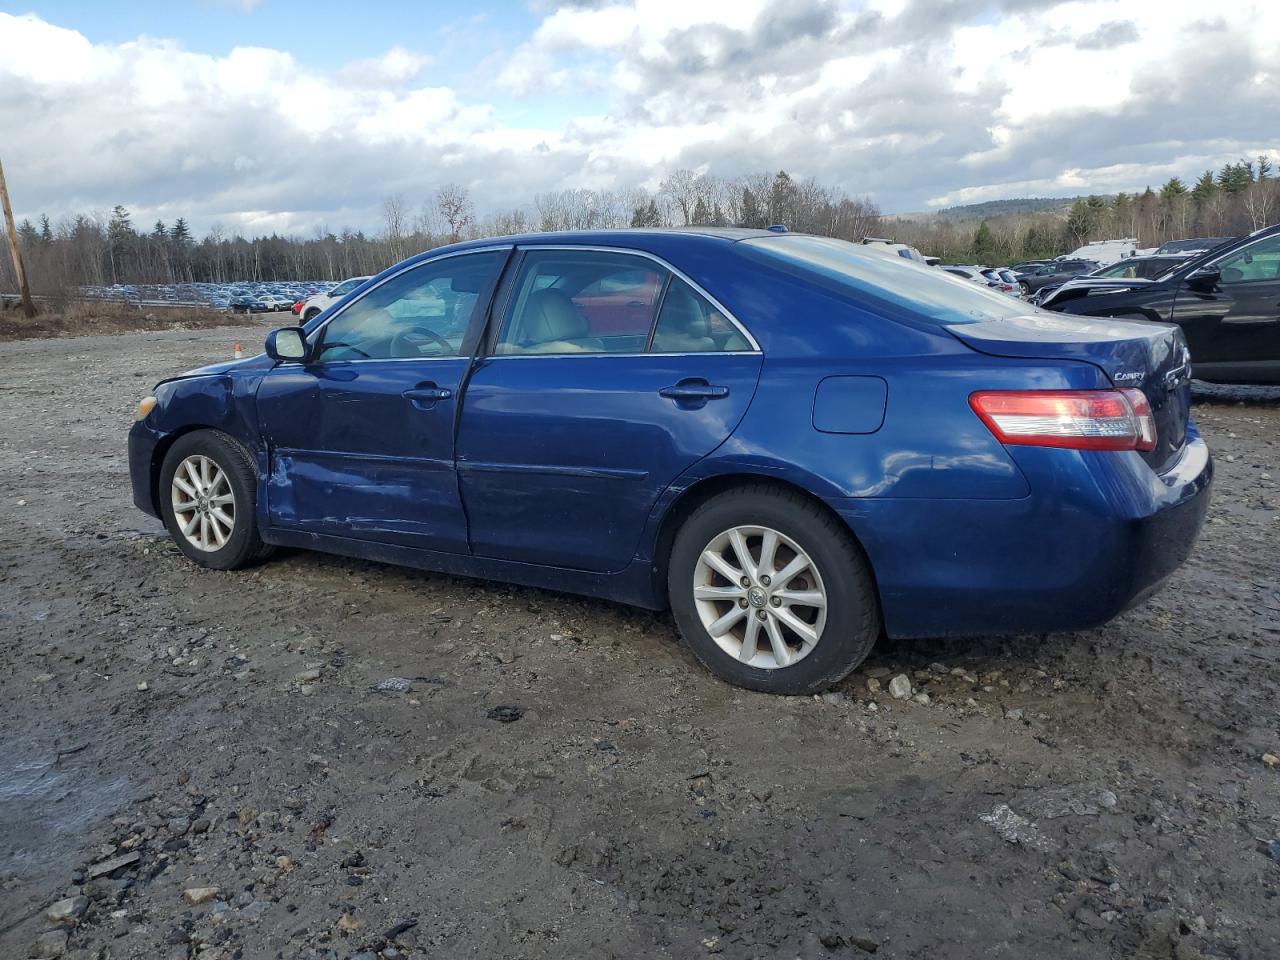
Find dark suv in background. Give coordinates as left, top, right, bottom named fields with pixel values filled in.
left=1043, top=225, right=1280, bottom=383
left=1016, top=259, right=1100, bottom=295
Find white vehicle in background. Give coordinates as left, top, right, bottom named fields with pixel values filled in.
left=256, top=294, right=294, bottom=313
left=859, top=237, right=931, bottom=264
left=299, top=276, right=371, bottom=322
left=1063, top=238, right=1139, bottom=267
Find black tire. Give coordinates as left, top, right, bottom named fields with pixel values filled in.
left=158, top=430, right=273, bottom=570
left=1019, top=281, right=1030, bottom=296
left=303, top=308, right=321, bottom=322
left=667, top=484, right=881, bottom=694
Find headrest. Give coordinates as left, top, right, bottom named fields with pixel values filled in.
left=523, top=288, right=588, bottom=343
left=659, top=283, right=709, bottom=338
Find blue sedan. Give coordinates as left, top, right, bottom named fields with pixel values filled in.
left=128, top=229, right=1212, bottom=694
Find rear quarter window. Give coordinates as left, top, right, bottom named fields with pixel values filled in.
left=741, top=235, right=1029, bottom=326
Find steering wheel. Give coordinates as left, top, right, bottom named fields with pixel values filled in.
left=391, top=326, right=454, bottom=357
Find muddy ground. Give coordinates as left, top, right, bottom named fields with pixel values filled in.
left=1, top=320, right=1277, bottom=960
left=0, top=303, right=268, bottom=343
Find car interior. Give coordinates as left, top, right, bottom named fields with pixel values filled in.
left=313, top=262, right=493, bottom=362
left=495, top=253, right=750, bottom=355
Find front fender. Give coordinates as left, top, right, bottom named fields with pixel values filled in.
left=129, top=372, right=269, bottom=517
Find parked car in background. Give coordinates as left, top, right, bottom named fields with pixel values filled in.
left=1065, top=238, right=1139, bottom=266
left=1043, top=224, right=1280, bottom=383
left=859, top=237, right=930, bottom=264
left=980, top=268, right=1020, bottom=295
left=299, top=276, right=371, bottom=321
left=1155, top=237, right=1235, bottom=256
left=1011, top=259, right=1054, bottom=274
left=129, top=228, right=1210, bottom=695
left=942, top=265, right=992, bottom=285
left=1017, top=259, right=1100, bottom=295
left=256, top=294, right=294, bottom=312
left=229, top=295, right=259, bottom=314
left=1033, top=255, right=1193, bottom=307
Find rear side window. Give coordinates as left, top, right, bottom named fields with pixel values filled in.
left=742, top=235, right=1028, bottom=327
left=495, top=251, right=665, bottom=354
left=651, top=279, right=751, bottom=353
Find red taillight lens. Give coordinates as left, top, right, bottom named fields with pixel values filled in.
left=970, top=389, right=1157, bottom=452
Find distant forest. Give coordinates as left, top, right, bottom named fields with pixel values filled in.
left=890, top=157, right=1277, bottom=264
left=0, top=171, right=879, bottom=293
left=2, top=157, right=1277, bottom=296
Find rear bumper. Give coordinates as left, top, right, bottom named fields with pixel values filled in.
left=831, top=433, right=1212, bottom=638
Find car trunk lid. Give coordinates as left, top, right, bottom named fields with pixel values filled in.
left=947, top=313, right=1191, bottom=470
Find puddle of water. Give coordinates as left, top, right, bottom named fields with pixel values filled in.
left=0, top=749, right=130, bottom=922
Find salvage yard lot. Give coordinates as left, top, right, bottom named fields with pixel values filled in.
left=1, top=321, right=1278, bottom=959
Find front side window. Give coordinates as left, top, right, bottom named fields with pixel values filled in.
left=1213, top=235, right=1280, bottom=283
left=495, top=251, right=665, bottom=355
left=315, top=252, right=502, bottom=362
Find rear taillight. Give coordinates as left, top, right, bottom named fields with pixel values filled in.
left=970, top=389, right=1157, bottom=452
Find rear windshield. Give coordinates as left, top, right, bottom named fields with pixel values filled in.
left=740, top=235, right=1028, bottom=326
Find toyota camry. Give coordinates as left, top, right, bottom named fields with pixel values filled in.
left=129, top=228, right=1211, bottom=694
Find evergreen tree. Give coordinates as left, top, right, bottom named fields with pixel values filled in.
left=153, top=220, right=168, bottom=241
left=1190, top=171, right=1217, bottom=205
left=691, top=197, right=711, bottom=226
left=629, top=199, right=661, bottom=228
left=39, top=214, right=53, bottom=245
left=171, top=218, right=192, bottom=246
left=1216, top=162, right=1252, bottom=194
left=972, top=221, right=996, bottom=262
left=767, top=171, right=796, bottom=226
left=17, top=218, right=39, bottom=247
left=739, top=188, right=764, bottom=228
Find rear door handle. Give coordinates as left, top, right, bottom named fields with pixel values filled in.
left=659, top=382, right=729, bottom=400
left=402, top=384, right=453, bottom=408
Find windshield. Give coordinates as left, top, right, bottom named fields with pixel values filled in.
left=330, top=277, right=369, bottom=297
left=741, top=235, right=1029, bottom=326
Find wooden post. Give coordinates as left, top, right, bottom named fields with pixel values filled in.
left=0, top=155, right=37, bottom=319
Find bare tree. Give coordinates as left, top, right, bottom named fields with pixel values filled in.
left=436, top=184, right=474, bottom=243
left=1243, top=180, right=1278, bottom=231
left=381, top=194, right=406, bottom=262
left=660, top=169, right=699, bottom=226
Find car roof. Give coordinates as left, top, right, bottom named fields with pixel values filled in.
left=443, top=226, right=781, bottom=251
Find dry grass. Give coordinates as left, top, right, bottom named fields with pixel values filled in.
left=0, top=300, right=268, bottom=342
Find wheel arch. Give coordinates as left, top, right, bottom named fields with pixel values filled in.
left=646, top=472, right=883, bottom=613
left=148, top=424, right=258, bottom=517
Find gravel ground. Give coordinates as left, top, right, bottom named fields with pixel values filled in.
left=1, top=321, right=1278, bottom=960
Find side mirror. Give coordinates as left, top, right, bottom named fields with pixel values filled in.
left=265, top=327, right=308, bottom=362
left=1185, top=266, right=1220, bottom=289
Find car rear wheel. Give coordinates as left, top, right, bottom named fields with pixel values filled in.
left=668, top=485, right=881, bottom=694
left=303, top=308, right=321, bottom=322
left=159, top=430, right=273, bottom=570
left=1019, top=281, right=1030, bottom=295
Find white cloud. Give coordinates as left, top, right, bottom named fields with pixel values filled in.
left=1, top=2, right=1278, bottom=235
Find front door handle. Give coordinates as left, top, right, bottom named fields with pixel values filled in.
left=659, top=381, right=730, bottom=401
left=402, top=383, right=453, bottom=408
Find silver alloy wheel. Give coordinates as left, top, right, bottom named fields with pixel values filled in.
left=692, top=525, right=828, bottom=670
left=170, top=454, right=236, bottom=552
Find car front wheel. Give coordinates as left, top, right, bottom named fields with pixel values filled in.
left=159, top=430, right=273, bottom=570
left=668, top=485, right=880, bottom=694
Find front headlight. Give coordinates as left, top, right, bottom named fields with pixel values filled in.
left=135, top=396, right=158, bottom=420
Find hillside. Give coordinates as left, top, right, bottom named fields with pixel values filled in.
left=886, top=195, right=1114, bottom=222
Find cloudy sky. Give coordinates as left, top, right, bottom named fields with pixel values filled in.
left=1, top=0, right=1277, bottom=236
